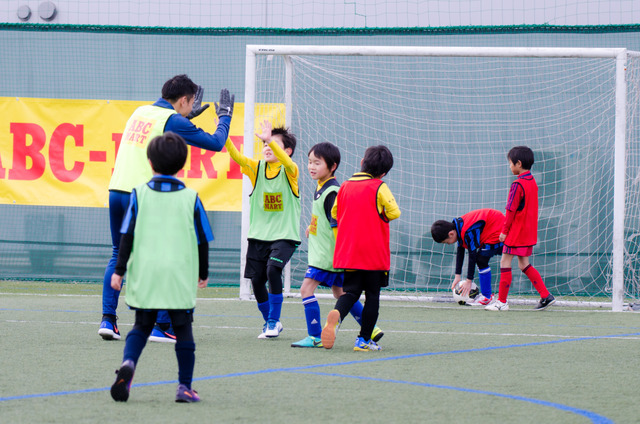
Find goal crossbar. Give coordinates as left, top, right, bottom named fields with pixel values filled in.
left=247, top=44, right=628, bottom=58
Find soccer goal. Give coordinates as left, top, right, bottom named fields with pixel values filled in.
left=241, top=45, right=640, bottom=311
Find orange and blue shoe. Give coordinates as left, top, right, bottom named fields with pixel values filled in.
left=321, top=309, right=341, bottom=349
left=175, top=384, right=200, bottom=403
left=98, top=316, right=121, bottom=341
left=111, top=359, right=135, bottom=402
left=148, top=325, right=176, bottom=343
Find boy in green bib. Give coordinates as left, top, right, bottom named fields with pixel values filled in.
left=226, top=119, right=301, bottom=338
left=109, top=132, right=213, bottom=403
left=291, top=142, right=383, bottom=348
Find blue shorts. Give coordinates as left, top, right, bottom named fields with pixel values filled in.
left=305, top=266, right=344, bottom=288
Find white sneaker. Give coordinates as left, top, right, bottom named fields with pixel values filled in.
left=264, top=320, right=283, bottom=338
left=485, top=300, right=509, bottom=311
left=257, top=323, right=268, bottom=339
left=467, top=294, right=494, bottom=306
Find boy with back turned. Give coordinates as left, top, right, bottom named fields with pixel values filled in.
left=321, top=145, right=400, bottom=351
left=109, top=132, right=213, bottom=403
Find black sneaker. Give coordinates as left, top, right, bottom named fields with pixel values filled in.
left=111, top=360, right=135, bottom=402
left=534, top=294, right=556, bottom=311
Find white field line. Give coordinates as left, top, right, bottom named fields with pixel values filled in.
left=3, top=319, right=640, bottom=340
left=0, top=291, right=629, bottom=313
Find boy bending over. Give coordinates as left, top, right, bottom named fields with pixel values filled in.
left=431, top=208, right=505, bottom=306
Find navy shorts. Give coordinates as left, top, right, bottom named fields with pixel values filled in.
left=476, top=242, right=503, bottom=269
left=134, top=309, right=194, bottom=327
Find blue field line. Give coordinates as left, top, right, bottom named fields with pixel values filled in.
left=288, top=372, right=614, bottom=424
left=196, top=330, right=640, bottom=374
left=2, top=330, right=637, bottom=407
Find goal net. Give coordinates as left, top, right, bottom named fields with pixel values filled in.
left=243, top=45, right=640, bottom=310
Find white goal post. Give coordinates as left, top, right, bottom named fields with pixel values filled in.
left=241, top=45, right=640, bottom=311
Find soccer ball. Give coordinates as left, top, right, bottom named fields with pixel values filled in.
left=452, top=281, right=480, bottom=305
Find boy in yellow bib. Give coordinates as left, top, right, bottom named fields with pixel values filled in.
left=226, top=120, right=301, bottom=338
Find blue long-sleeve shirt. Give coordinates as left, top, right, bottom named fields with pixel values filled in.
left=154, top=98, right=230, bottom=151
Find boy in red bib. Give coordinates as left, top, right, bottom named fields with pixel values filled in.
left=321, top=145, right=400, bottom=351
left=486, top=146, right=555, bottom=311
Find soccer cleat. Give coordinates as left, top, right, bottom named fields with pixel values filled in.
left=321, top=309, right=341, bottom=349
left=148, top=325, right=176, bottom=343
left=485, top=300, right=509, bottom=311
left=175, top=384, right=200, bottom=403
left=354, top=337, right=382, bottom=351
left=111, top=359, right=135, bottom=402
left=264, top=320, right=283, bottom=338
left=534, top=294, right=556, bottom=311
left=257, top=323, right=268, bottom=339
left=467, top=294, right=494, bottom=306
left=98, top=317, right=121, bottom=341
left=371, top=326, right=384, bottom=343
left=291, top=335, right=323, bottom=348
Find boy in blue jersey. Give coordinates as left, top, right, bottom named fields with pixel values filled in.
left=109, top=132, right=213, bottom=403
left=291, top=142, right=383, bottom=348
left=99, top=74, right=234, bottom=342
left=226, top=120, right=301, bottom=339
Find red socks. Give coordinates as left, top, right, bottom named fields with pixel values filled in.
left=498, top=265, right=550, bottom=303
left=497, top=268, right=512, bottom=303
left=523, top=265, right=550, bottom=298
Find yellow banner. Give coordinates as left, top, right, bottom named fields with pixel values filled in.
left=0, top=97, right=281, bottom=211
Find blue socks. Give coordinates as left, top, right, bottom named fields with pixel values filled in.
left=268, top=293, right=283, bottom=322
left=257, top=300, right=270, bottom=322
left=349, top=301, right=364, bottom=325
left=478, top=267, right=492, bottom=298
left=302, top=296, right=322, bottom=337
left=302, top=295, right=364, bottom=337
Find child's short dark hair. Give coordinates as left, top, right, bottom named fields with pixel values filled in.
left=361, top=145, right=393, bottom=177
left=161, top=74, right=198, bottom=102
left=308, top=142, right=341, bottom=175
left=272, top=126, right=297, bottom=156
left=431, top=220, right=455, bottom=243
left=507, top=146, right=535, bottom=170
left=147, top=132, right=188, bottom=175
